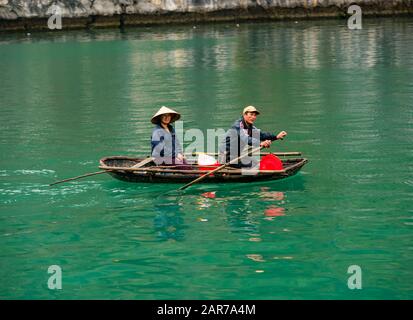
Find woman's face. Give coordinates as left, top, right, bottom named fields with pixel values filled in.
left=161, top=114, right=172, bottom=124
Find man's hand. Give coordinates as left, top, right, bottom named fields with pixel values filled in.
left=260, top=140, right=272, bottom=148
left=276, top=131, right=287, bottom=140
left=176, top=153, right=185, bottom=161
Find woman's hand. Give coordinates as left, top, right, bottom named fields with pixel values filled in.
left=276, top=131, right=287, bottom=140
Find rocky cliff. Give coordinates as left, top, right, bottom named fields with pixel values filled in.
left=1, top=0, right=412, bottom=31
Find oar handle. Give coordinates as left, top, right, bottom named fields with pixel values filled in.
left=179, top=146, right=263, bottom=191
left=49, top=170, right=109, bottom=186
left=188, top=151, right=301, bottom=157
left=50, top=157, right=155, bottom=187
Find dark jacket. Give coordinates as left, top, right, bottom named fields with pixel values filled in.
left=219, top=117, right=278, bottom=166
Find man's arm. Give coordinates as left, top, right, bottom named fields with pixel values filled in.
left=260, top=130, right=288, bottom=141
left=260, top=131, right=278, bottom=141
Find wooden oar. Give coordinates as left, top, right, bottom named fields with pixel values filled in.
left=50, top=157, right=154, bottom=186
left=131, top=157, right=154, bottom=168
left=49, top=170, right=109, bottom=186
left=188, top=151, right=301, bottom=157
left=179, top=146, right=264, bottom=191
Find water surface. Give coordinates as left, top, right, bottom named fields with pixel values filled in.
left=0, top=18, right=412, bottom=299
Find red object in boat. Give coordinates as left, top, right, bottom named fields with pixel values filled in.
left=259, top=154, right=284, bottom=170
left=199, top=162, right=220, bottom=171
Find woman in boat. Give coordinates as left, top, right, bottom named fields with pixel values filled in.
left=151, top=106, right=187, bottom=167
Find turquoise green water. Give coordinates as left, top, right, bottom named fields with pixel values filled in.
left=0, top=18, right=412, bottom=299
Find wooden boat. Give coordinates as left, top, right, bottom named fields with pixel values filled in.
left=99, top=155, right=308, bottom=183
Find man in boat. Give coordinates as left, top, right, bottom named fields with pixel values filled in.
left=218, top=106, right=287, bottom=168
left=151, top=106, right=187, bottom=167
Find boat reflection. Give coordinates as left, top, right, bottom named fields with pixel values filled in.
left=192, top=185, right=292, bottom=236
left=126, top=174, right=305, bottom=242
left=259, top=188, right=286, bottom=221
left=153, top=196, right=186, bottom=241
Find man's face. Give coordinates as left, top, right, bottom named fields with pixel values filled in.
left=243, top=112, right=258, bottom=125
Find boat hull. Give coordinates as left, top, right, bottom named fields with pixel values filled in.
left=99, top=156, right=308, bottom=184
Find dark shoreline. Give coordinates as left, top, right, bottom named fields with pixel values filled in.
left=1, top=5, right=412, bottom=32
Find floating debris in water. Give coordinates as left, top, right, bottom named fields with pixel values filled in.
left=255, top=270, right=264, bottom=273
left=247, top=254, right=265, bottom=262
left=201, top=191, right=216, bottom=199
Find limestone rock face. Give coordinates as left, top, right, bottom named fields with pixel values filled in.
left=0, top=0, right=412, bottom=20
left=0, top=0, right=413, bottom=19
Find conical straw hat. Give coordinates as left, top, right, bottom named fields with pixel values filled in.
left=151, top=106, right=181, bottom=124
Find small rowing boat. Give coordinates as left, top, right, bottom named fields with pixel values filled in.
left=99, top=155, right=308, bottom=184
